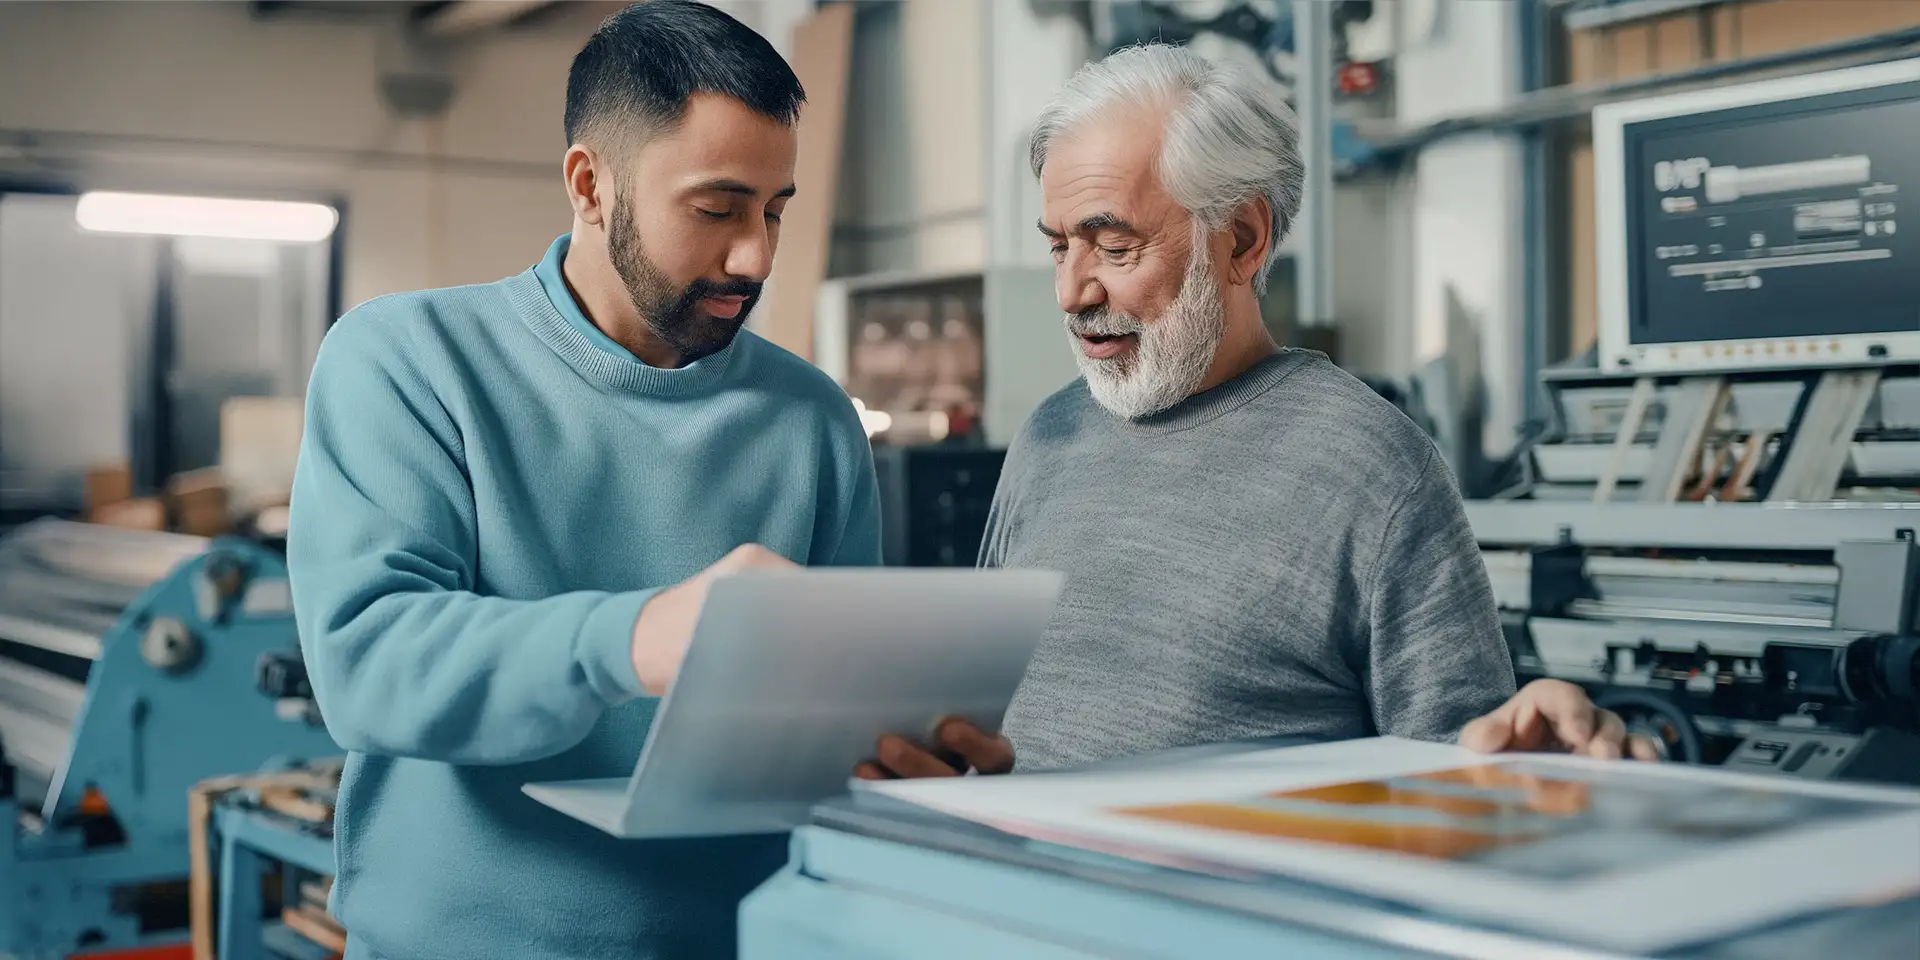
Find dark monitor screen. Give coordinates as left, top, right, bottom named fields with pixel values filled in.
left=1624, top=80, right=1920, bottom=348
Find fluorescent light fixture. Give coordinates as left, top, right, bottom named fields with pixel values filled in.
left=849, top=398, right=893, bottom=437
left=175, top=236, right=279, bottom=276
left=859, top=409, right=893, bottom=437
left=76, top=191, right=338, bottom=242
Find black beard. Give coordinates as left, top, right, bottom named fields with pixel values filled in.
left=608, top=193, right=762, bottom=364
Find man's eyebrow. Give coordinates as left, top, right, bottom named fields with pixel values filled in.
left=1077, top=212, right=1136, bottom=234
left=1036, top=213, right=1138, bottom=238
left=688, top=179, right=798, bottom=199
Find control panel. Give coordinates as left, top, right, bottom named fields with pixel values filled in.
left=1725, top=730, right=1861, bottom=779
left=1725, top=726, right=1920, bottom=786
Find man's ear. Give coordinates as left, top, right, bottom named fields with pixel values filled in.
left=1226, top=196, right=1273, bottom=289
left=564, top=145, right=609, bottom=227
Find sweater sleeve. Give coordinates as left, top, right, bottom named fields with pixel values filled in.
left=288, top=315, right=651, bottom=766
left=803, top=389, right=883, bottom=567
left=826, top=438, right=883, bottom=567
left=1364, top=447, right=1516, bottom=741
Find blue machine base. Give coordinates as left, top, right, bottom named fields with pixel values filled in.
left=741, top=804, right=1920, bottom=960
left=742, top=826, right=1416, bottom=960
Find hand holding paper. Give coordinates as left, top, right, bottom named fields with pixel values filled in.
left=854, top=717, right=1017, bottom=779
left=630, top=544, right=797, bottom=695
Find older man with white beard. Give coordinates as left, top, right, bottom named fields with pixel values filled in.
left=853, top=42, right=1651, bottom=780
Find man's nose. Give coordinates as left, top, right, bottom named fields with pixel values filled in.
left=726, top=223, right=775, bottom=282
left=1056, top=255, right=1104, bottom=315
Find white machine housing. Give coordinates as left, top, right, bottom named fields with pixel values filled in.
left=1596, top=57, right=1920, bottom=376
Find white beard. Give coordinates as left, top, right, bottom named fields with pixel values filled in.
left=1064, top=241, right=1227, bottom=420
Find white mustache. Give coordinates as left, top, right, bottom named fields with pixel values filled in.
left=1064, top=311, right=1144, bottom=339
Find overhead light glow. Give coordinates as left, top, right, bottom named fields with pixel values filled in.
left=76, top=191, right=338, bottom=242
left=859, top=408, right=893, bottom=438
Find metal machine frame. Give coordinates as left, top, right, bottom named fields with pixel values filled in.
left=1595, top=56, right=1920, bottom=376
left=2, top=521, right=338, bottom=959
left=1469, top=500, right=1920, bottom=777
left=1502, top=359, right=1920, bottom=507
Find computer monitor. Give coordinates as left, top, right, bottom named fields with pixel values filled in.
left=1595, top=58, right=1920, bottom=375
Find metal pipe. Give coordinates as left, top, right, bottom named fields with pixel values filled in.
left=1561, top=0, right=1739, bottom=33
left=1360, top=26, right=1920, bottom=156
left=1291, top=0, right=1335, bottom=329
left=1519, top=0, right=1553, bottom=425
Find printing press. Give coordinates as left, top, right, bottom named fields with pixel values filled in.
left=1468, top=371, right=1920, bottom=783
left=0, top=519, right=338, bottom=959
left=1467, top=55, right=1920, bottom=785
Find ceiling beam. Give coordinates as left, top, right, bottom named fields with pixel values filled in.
left=418, top=0, right=556, bottom=38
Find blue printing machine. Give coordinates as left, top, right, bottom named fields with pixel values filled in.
left=0, top=519, right=339, bottom=959
left=739, top=739, right=1920, bottom=960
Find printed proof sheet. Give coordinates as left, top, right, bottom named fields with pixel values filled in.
left=861, top=738, right=1920, bottom=953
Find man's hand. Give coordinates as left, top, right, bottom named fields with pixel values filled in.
left=1459, top=678, right=1663, bottom=761
left=630, top=544, right=794, bottom=695
left=853, top=717, right=1016, bottom=780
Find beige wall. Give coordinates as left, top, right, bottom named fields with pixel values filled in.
left=832, top=0, right=987, bottom=276
left=0, top=0, right=626, bottom=312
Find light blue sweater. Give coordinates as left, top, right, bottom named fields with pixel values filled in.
left=288, top=236, right=881, bottom=960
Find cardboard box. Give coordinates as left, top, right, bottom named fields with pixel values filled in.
left=220, top=396, right=305, bottom=516
left=84, top=462, right=134, bottom=520
left=166, top=468, right=232, bottom=537
left=174, top=505, right=232, bottom=538
left=93, top=497, right=165, bottom=531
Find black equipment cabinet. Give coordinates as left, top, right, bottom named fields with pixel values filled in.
left=872, top=446, right=1005, bottom=568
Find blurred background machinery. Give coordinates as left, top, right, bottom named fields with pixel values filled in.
left=0, top=520, right=336, bottom=959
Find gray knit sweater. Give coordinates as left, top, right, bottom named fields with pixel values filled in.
left=981, top=349, right=1515, bottom=771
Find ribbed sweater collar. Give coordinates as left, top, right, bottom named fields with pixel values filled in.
left=1114, top=349, right=1317, bottom=434
left=504, top=269, right=744, bottom=398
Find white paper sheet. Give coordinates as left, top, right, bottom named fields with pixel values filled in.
left=859, top=738, right=1920, bottom=954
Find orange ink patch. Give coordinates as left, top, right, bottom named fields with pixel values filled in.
left=1119, top=802, right=1508, bottom=859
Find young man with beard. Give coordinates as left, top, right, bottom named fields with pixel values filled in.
left=864, top=43, right=1652, bottom=781
left=286, top=4, right=1010, bottom=958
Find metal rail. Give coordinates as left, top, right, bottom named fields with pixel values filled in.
left=1357, top=27, right=1920, bottom=156
left=1467, top=501, right=1920, bottom=551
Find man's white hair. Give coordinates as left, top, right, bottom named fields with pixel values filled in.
left=1028, top=43, right=1304, bottom=296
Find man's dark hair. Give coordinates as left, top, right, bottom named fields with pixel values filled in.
left=564, top=1, right=806, bottom=151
